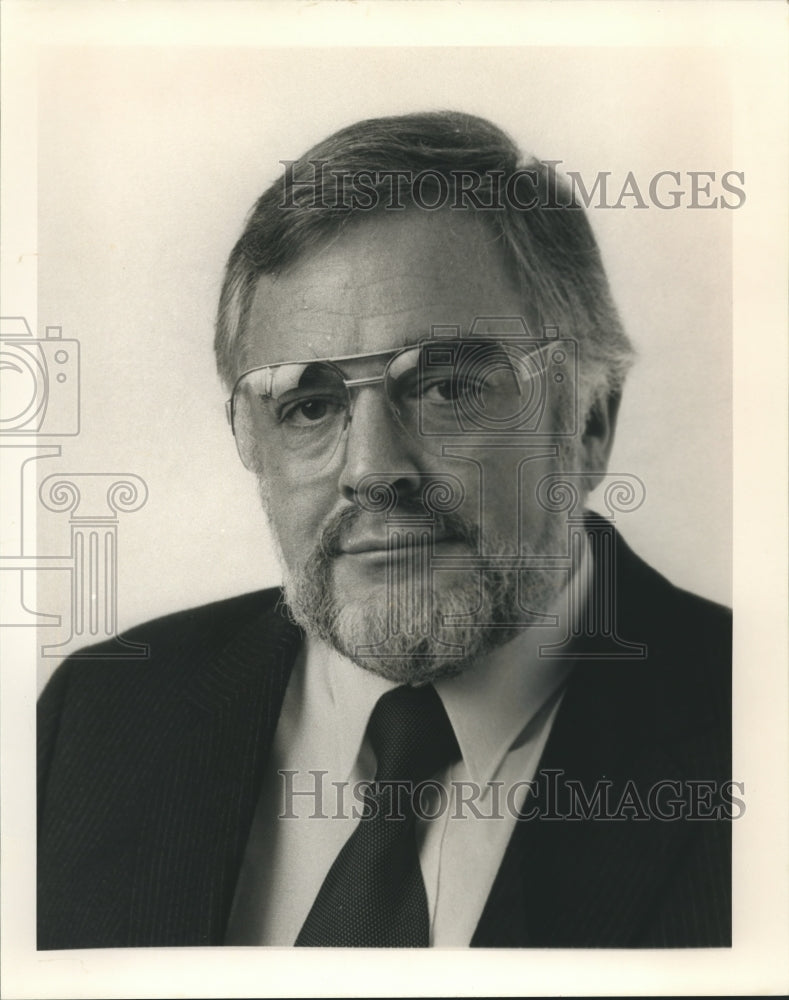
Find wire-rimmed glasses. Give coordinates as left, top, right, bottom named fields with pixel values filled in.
left=226, top=337, right=567, bottom=474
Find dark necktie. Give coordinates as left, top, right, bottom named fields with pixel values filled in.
left=295, top=683, right=460, bottom=947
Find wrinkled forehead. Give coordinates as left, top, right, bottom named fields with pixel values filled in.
left=240, top=211, right=532, bottom=371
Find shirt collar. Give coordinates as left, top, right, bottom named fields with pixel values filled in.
left=305, top=636, right=398, bottom=782
left=434, top=620, right=573, bottom=786
left=304, top=537, right=590, bottom=785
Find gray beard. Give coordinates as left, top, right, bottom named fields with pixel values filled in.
left=270, top=500, right=570, bottom=686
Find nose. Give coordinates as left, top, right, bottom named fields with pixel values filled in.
left=337, top=386, right=423, bottom=505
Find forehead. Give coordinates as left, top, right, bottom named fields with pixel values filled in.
left=243, top=210, right=527, bottom=367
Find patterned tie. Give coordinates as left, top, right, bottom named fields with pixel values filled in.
left=295, top=683, right=460, bottom=947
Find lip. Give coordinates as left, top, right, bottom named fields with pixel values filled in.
left=338, top=534, right=461, bottom=556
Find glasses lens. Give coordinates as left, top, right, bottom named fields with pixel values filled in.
left=232, top=361, right=349, bottom=471
left=387, top=342, right=544, bottom=445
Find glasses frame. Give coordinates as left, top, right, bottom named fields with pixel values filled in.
left=225, top=335, right=565, bottom=471
left=227, top=344, right=447, bottom=473
left=225, top=343, right=421, bottom=433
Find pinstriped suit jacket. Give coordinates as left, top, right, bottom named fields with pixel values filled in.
left=37, top=516, right=732, bottom=949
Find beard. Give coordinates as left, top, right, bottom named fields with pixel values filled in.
left=263, top=488, right=573, bottom=686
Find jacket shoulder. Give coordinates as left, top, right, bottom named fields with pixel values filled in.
left=37, top=587, right=295, bottom=807
left=44, top=586, right=283, bottom=666
left=37, top=586, right=289, bottom=718
left=578, top=513, right=732, bottom=740
left=102, top=586, right=284, bottom=652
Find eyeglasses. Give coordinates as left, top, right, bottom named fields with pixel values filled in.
left=227, top=337, right=573, bottom=474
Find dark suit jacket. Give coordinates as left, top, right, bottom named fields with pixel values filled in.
left=37, top=516, right=732, bottom=949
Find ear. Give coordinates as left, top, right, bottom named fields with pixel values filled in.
left=580, top=390, right=622, bottom=492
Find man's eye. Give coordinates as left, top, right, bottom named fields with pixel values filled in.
left=421, top=376, right=476, bottom=402
left=277, top=397, right=344, bottom=427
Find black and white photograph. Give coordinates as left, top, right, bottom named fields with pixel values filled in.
left=1, top=1, right=787, bottom=997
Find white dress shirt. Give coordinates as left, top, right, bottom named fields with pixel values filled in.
left=226, top=545, right=589, bottom=947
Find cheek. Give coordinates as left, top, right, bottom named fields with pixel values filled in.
left=260, top=473, right=337, bottom=566
left=460, top=449, right=571, bottom=548
left=447, top=450, right=560, bottom=526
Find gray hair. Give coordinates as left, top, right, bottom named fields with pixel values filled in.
left=214, top=111, right=634, bottom=418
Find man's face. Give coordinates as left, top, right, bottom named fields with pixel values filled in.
left=241, top=210, right=590, bottom=683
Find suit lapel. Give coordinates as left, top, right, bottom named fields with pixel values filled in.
left=473, top=516, right=712, bottom=947
left=127, top=602, right=302, bottom=946
left=473, top=663, right=692, bottom=946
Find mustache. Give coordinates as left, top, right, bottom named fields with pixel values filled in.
left=315, top=500, right=481, bottom=562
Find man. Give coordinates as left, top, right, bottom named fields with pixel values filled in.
left=37, top=111, right=732, bottom=949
